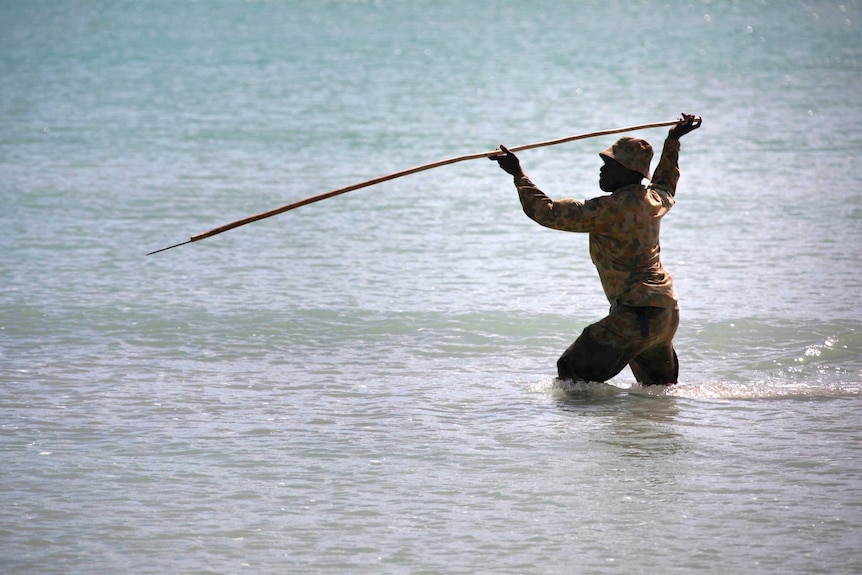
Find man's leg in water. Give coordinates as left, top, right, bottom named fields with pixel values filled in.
left=557, top=305, right=679, bottom=384
left=629, top=345, right=679, bottom=385
left=628, top=307, right=680, bottom=385
left=556, top=308, right=638, bottom=383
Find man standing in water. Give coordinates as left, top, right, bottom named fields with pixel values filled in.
left=490, top=114, right=701, bottom=385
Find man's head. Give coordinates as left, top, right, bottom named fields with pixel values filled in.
left=598, top=136, right=653, bottom=192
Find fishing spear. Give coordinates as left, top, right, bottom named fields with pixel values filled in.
left=147, top=120, right=679, bottom=256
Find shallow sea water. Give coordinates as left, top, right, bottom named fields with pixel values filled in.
left=2, top=1, right=861, bottom=573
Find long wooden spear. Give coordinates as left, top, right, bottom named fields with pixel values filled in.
left=147, top=120, right=678, bottom=255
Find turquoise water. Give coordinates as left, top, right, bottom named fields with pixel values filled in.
left=2, top=1, right=861, bottom=573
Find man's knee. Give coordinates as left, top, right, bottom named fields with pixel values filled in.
left=631, top=346, right=679, bottom=385
left=556, top=353, right=580, bottom=381
left=557, top=345, right=623, bottom=383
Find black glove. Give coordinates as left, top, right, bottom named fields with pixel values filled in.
left=488, top=145, right=523, bottom=177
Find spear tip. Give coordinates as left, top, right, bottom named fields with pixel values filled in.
left=146, top=239, right=193, bottom=256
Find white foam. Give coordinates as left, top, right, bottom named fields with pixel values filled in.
left=541, top=377, right=862, bottom=401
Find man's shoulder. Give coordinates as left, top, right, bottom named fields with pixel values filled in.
left=646, top=185, right=675, bottom=209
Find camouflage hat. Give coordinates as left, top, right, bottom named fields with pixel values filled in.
left=599, top=136, right=653, bottom=179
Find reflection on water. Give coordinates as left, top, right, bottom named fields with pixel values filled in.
left=553, top=380, right=682, bottom=457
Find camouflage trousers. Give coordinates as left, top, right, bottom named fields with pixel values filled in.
left=556, top=302, right=679, bottom=385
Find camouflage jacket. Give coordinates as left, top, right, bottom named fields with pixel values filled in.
left=515, top=137, right=681, bottom=308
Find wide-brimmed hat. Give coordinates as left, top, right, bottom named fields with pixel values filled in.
left=599, top=136, right=653, bottom=179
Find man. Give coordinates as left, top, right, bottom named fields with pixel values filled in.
left=490, top=114, right=701, bottom=385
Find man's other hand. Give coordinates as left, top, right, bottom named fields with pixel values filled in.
left=489, top=145, right=524, bottom=177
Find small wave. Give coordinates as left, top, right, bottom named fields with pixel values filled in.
left=661, top=380, right=862, bottom=400
left=539, top=377, right=861, bottom=401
